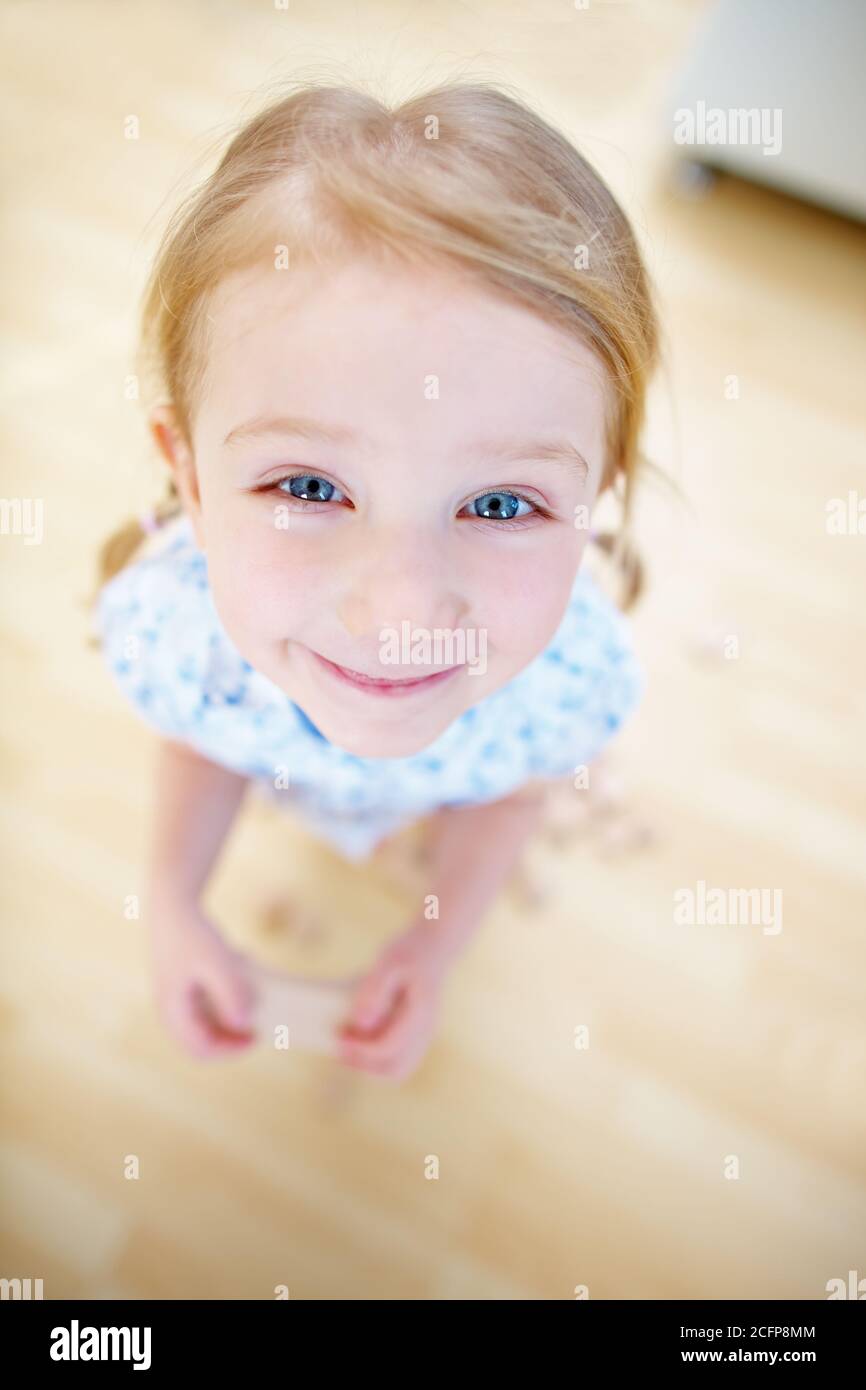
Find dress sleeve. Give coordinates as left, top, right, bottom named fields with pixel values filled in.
left=522, top=578, right=646, bottom=781
left=94, top=530, right=209, bottom=743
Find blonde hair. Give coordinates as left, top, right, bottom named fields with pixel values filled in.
left=98, top=80, right=661, bottom=610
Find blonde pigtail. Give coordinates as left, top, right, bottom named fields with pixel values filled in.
left=591, top=528, right=644, bottom=613
left=92, top=480, right=181, bottom=602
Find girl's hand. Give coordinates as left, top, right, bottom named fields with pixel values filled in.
left=337, top=921, right=450, bottom=1081
left=149, top=897, right=257, bottom=1060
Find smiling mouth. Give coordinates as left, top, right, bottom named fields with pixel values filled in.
left=309, top=649, right=463, bottom=697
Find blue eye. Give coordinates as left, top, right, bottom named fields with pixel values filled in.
left=469, top=491, right=533, bottom=521
left=269, top=475, right=541, bottom=524
left=277, top=474, right=343, bottom=503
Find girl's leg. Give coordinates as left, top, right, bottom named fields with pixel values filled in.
left=369, top=817, right=436, bottom=892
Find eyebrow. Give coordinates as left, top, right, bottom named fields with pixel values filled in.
left=222, top=415, right=356, bottom=449
left=222, top=414, right=590, bottom=482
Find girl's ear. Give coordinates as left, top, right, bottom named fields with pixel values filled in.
left=149, top=404, right=205, bottom=548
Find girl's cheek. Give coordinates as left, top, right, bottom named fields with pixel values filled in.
left=207, top=525, right=332, bottom=638
left=476, top=536, right=577, bottom=645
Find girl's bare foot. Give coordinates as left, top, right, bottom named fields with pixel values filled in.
left=258, top=894, right=329, bottom=951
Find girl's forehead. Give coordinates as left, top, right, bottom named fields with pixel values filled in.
left=203, top=256, right=605, bottom=381
left=207, top=254, right=536, bottom=328
left=194, top=258, right=611, bottom=464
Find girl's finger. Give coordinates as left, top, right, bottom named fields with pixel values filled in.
left=199, top=964, right=256, bottom=1033
left=339, top=994, right=413, bottom=1067
left=343, top=982, right=410, bottom=1040
left=345, top=962, right=405, bottom=1032
left=166, top=1005, right=219, bottom=1059
left=170, top=988, right=254, bottom=1058
left=390, top=1039, right=427, bottom=1081
left=191, top=986, right=255, bottom=1047
left=358, top=994, right=415, bottom=1058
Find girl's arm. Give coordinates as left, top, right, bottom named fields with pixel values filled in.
left=146, top=739, right=257, bottom=1058
left=148, top=738, right=249, bottom=908
left=338, top=784, right=550, bottom=1077
left=420, top=783, right=549, bottom=971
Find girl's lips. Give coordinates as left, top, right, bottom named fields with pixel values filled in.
left=309, top=649, right=462, bottom=697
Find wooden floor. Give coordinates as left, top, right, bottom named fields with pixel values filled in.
left=1, top=0, right=864, bottom=1300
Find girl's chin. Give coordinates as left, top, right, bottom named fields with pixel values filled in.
left=311, top=715, right=447, bottom=759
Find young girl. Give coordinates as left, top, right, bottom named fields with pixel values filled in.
left=95, top=81, right=660, bottom=1081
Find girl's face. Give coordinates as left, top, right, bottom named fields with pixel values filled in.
left=160, top=257, right=610, bottom=757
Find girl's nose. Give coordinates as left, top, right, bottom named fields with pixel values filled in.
left=336, top=535, right=471, bottom=639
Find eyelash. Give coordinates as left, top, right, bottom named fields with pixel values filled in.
left=256, top=471, right=552, bottom=529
